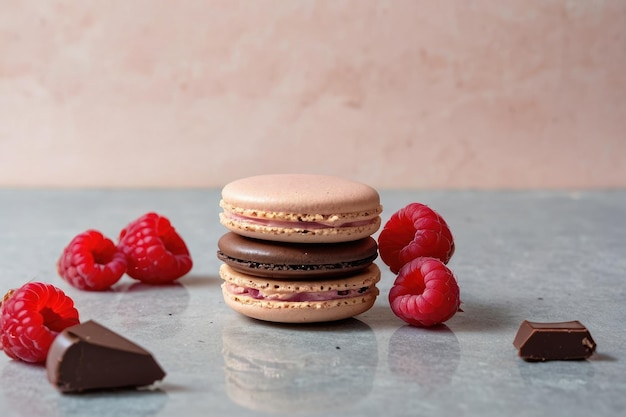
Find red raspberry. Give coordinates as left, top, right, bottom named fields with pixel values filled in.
left=378, top=202, right=455, bottom=274
left=388, top=257, right=460, bottom=327
left=0, top=282, right=80, bottom=363
left=57, top=230, right=127, bottom=291
left=118, top=212, right=193, bottom=284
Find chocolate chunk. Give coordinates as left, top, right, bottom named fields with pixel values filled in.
left=46, top=320, right=166, bottom=392
left=513, top=320, right=596, bottom=361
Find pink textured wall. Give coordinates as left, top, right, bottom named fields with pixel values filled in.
left=1, top=0, right=625, bottom=189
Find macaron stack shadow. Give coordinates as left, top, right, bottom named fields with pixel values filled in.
left=217, top=174, right=383, bottom=323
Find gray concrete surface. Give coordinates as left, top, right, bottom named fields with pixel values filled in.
left=0, top=189, right=624, bottom=417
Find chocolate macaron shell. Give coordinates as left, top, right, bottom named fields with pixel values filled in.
left=217, top=233, right=378, bottom=278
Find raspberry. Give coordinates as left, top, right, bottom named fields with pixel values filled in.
left=388, top=257, right=460, bottom=327
left=378, top=202, right=455, bottom=274
left=118, top=212, right=193, bottom=284
left=0, top=282, right=80, bottom=363
left=57, top=230, right=127, bottom=291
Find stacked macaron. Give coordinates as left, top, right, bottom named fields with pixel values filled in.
left=217, top=174, right=383, bottom=323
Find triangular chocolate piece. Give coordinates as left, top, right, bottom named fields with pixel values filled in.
left=46, top=320, right=166, bottom=392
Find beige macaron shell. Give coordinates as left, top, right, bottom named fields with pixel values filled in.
left=218, top=213, right=381, bottom=243
left=220, top=263, right=381, bottom=323
left=222, top=294, right=378, bottom=323
left=220, top=174, right=381, bottom=216
left=220, top=174, right=382, bottom=243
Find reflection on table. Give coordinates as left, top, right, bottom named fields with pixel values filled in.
left=221, top=317, right=378, bottom=414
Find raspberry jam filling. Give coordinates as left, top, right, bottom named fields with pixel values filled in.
left=223, top=212, right=377, bottom=230
left=224, top=282, right=373, bottom=302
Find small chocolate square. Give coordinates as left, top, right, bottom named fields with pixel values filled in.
left=513, top=320, right=596, bottom=361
